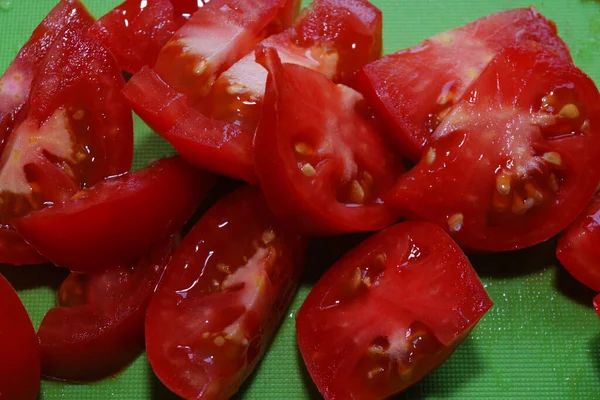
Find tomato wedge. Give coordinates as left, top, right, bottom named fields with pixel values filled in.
left=357, top=7, right=571, bottom=161
left=0, top=273, right=40, bottom=399
left=38, top=236, right=175, bottom=382
left=254, top=47, right=403, bottom=236
left=146, top=186, right=305, bottom=399
left=13, top=156, right=214, bottom=274
left=556, top=193, right=600, bottom=292
left=296, top=221, right=492, bottom=399
left=389, top=44, right=600, bottom=252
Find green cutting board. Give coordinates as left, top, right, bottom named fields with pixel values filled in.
left=1, top=0, right=599, bottom=399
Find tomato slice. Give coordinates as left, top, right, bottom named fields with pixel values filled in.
left=0, top=225, right=46, bottom=266
left=12, top=156, right=214, bottom=274
left=357, top=7, right=572, bottom=161
left=296, top=221, right=492, bottom=399
left=594, top=295, right=600, bottom=318
left=0, top=0, right=94, bottom=153
left=389, top=44, right=600, bottom=252
left=556, top=193, right=600, bottom=292
left=146, top=186, right=305, bottom=399
left=88, top=0, right=203, bottom=74
left=254, top=48, right=403, bottom=236
left=37, top=236, right=175, bottom=382
left=0, top=273, right=40, bottom=399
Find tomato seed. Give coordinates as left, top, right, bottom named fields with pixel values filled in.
left=72, top=110, right=85, bottom=121
left=495, top=172, right=511, bottom=195
left=193, top=60, right=208, bottom=76
left=367, top=367, right=385, bottom=379
left=447, top=213, right=463, bottom=232
left=350, top=180, right=365, bottom=204
left=213, top=336, right=226, bottom=347
left=558, top=103, right=579, bottom=119
left=294, top=142, right=313, bottom=156
left=301, top=163, right=316, bottom=177
left=542, top=151, right=562, bottom=166
left=425, top=148, right=436, bottom=165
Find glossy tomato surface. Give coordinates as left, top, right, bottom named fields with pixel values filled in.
left=297, top=221, right=492, bottom=400
left=0, top=273, right=40, bottom=399
left=37, top=236, right=175, bottom=382
left=146, top=186, right=305, bottom=399
left=13, top=156, right=214, bottom=273
left=254, top=47, right=403, bottom=236
left=390, top=43, right=600, bottom=252
left=357, top=7, right=571, bottom=161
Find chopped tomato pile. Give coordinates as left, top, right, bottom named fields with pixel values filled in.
left=0, top=1, right=598, bottom=399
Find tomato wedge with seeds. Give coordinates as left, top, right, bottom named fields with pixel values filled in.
left=357, top=7, right=571, bottom=161
left=389, top=44, right=600, bottom=252
left=0, top=273, right=40, bottom=399
left=13, top=156, right=214, bottom=274
left=556, top=193, right=600, bottom=292
left=296, top=221, right=492, bottom=399
left=38, top=236, right=175, bottom=382
left=146, top=186, right=305, bottom=399
left=254, top=47, right=403, bottom=236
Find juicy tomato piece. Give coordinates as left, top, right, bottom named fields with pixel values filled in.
left=254, top=48, right=403, bottom=236
left=357, top=7, right=571, bottom=161
left=123, top=67, right=256, bottom=183
left=0, top=225, right=46, bottom=266
left=556, top=193, right=600, bottom=292
left=296, top=221, right=492, bottom=399
left=0, top=273, right=40, bottom=399
left=88, top=0, right=203, bottom=74
left=0, top=0, right=94, bottom=152
left=389, top=44, right=600, bottom=252
left=38, top=236, right=175, bottom=382
left=146, top=186, right=305, bottom=399
left=594, top=295, right=600, bottom=318
left=204, top=0, right=382, bottom=133
left=13, top=156, right=214, bottom=274
left=153, top=0, right=299, bottom=103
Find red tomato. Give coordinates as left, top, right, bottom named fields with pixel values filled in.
left=146, top=186, right=305, bottom=399
left=556, top=193, right=600, bottom=292
left=88, top=0, right=203, bottom=74
left=13, top=156, right=214, bottom=274
left=389, top=44, right=600, bottom=252
left=37, top=236, right=175, bottom=382
left=204, top=0, right=383, bottom=134
left=296, top=221, right=492, bottom=399
left=0, top=273, right=40, bottom=399
left=0, top=225, right=46, bottom=266
left=357, top=7, right=571, bottom=161
left=594, top=295, right=600, bottom=318
left=254, top=47, right=403, bottom=236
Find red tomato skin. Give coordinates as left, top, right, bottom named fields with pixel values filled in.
left=594, top=295, right=600, bottom=318
left=556, top=193, right=600, bottom=292
left=146, top=186, right=305, bottom=399
left=296, top=222, right=492, bottom=399
left=12, top=156, right=214, bottom=274
left=37, top=236, right=175, bottom=382
left=0, top=274, right=40, bottom=399
left=356, top=7, right=571, bottom=161
left=0, top=225, right=46, bottom=265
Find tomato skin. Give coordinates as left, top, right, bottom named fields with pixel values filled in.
left=12, top=156, right=214, bottom=274
left=296, top=222, right=492, bottom=399
left=0, top=225, right=46, bottom=265
left=389, top=44, right=600, bottom=252
left=356, top=7, right=571, bottom=161
left=37, top=236, right=175, bottom=382
left=146, top=186, right=305, bottom=399
left=254, top=47, right=402, bottom=236
left=594, top=295, right=600, bottom=318
left=0, top=273, right=40, bottom=399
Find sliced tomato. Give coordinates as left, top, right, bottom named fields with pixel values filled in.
left=146, top=186, right=305, bottom=399
left=594, top=295, right=600, bottom=318
left=0, top=273, right=40, bottom=399
left=153, top=0, right=299, bottom=103
left=556, top=193, right=600, bottom=292
left=296, top=221, right=492, bottom=399
left=389, top=44, right=600, bottom=252
left=88, top=0, right=203, bottom=74
left=37, top=236, right=175, bottom=382
left=357, top=7, right=572, bottom=161
left=0, top=225, right=46, bottom=266
left=12, top=156, right=214, bottom=274
left=204, top=0, right=382, bottom=133
left=0, top=0, right=94, bottom=153
left=254, top=48, right=402, bottom=236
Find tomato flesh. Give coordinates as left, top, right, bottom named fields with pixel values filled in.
left=254, top=47, right=403, bottom=235
left=389, top=44, right=600, bottom=252
left=0, top=273, right=40, bottom=399
left=13, top=156, right=214, bottom=274
left=296, top=221, right=492, bottom=399
left=146, top=186, right=305, bottom=399
left=357, top=7, right=571, bottom=161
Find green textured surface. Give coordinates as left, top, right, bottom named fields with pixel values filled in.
left=1, top=0, right=599, bottom=399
